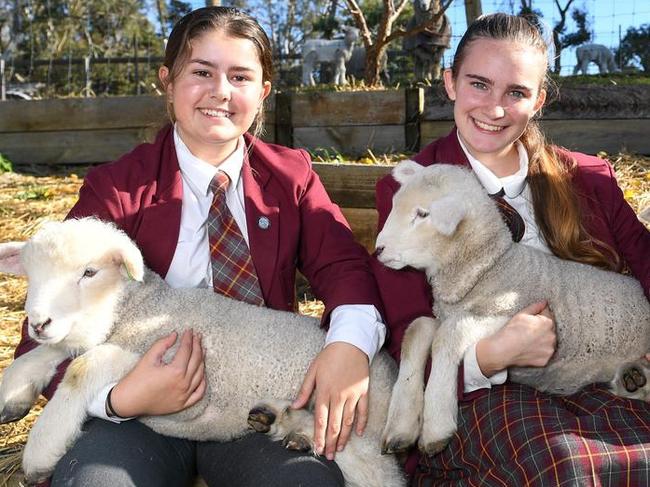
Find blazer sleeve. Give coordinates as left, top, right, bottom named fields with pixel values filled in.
left=601, top=164, right=650, bottom=298
left=14, top=168, right=126, bottom=400
left=293, top=150, right=383, bottom=325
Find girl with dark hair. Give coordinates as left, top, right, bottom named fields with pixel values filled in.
left=373, top=12, right=650, bottom=486
left=15, top=7, right=386, bottom=486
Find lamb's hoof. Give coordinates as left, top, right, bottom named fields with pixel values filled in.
left=419, top=437, right=451, bottom=457
left=0, top=404, right=31, bottom=424
left=382, top=437, right=416, bottom=455
left=248, top=405, right=276, bottom=433
left=282, top=431, right=313, bottom=452
left=622, top=366, right=647, bottom=393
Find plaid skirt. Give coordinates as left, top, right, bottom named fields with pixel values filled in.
left=412, top=383, right=650, bottom=487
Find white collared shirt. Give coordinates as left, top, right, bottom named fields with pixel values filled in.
left=88, top=127, right=386, bottom=422
left=457, top=132, right=551, bottom=392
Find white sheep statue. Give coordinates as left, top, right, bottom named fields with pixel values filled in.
left=573, top=43, right=619, bottom=75
left=375, top=161, right=650, bottom=456
left=302, top=27, right=359, bottom=86
left=0, top=218, right=404, bottom=487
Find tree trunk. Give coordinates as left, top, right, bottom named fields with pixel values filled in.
left=156, top=0, right=167, bottom=39
left=364, top=42, right=387, bottom=86
left=464, top=0, right=482, bottom=26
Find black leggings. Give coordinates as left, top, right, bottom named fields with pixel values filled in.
left=51, top=418, right=344, bottom=487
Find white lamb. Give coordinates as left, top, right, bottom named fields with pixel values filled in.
left=302, top=27, right=359, bottom=85
left=0, top=218, right=404, bottom=487
left=375, top=161, right=650, bottom=456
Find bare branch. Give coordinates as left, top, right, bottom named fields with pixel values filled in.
left=344, top=0, right=373, bottom=48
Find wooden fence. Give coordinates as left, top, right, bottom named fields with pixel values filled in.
left=1, top=85, right=648, bottom=249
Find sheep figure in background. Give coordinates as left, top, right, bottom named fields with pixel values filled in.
left=0, top=218, right=403, bottom=487
left=404, top=0, right=451, bottom=82
left=375, top=161, right=649, bottom=457
left=574, top=43, right=620, bottom=75
left=302, top=26, right=359, bottom=85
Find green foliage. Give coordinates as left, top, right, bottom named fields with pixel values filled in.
left=0, top=153, right=12, bottom=173
left=561, top=9, right=591, bottom=49
left=16, top=186, right=53, bottom=201
left=615, top=24, right=650, bottom=72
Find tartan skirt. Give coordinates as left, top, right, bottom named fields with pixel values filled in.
left=411, top=383, right=650, bottom=487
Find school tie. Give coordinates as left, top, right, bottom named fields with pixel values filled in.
left=207, top=171, right=265, bottom=306
left=489, top=189, right=525, bottom=243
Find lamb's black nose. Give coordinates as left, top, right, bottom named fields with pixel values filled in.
left=375, top=246, right=384, bottom=257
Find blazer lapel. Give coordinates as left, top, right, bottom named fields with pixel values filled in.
left=135, top=126, right=183, bottom=278
left=242, top=150, right=280, bottom=301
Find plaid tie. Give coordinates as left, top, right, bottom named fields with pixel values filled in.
left=207, top=171, right=264, bottom=305
left=489, top=189, right=525, bottom=243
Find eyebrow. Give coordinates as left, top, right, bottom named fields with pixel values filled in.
left=465, top=73, right=533, bottom=92
left=189, top=59, right=256, bottom=72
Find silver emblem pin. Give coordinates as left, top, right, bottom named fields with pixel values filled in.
left=258, top=216, right=270, bottom=230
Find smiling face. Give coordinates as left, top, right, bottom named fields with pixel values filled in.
left=443, top=38, right=547, bottom=170
left=160, top=29, right=271, bottom=164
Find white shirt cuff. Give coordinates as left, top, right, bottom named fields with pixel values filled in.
left=324, top=305, right=386, bottom=363
left=87, top=382, right=135, bottom=423
left=463, top=342, right=508, bottom=393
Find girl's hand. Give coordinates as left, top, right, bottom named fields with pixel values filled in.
left=291, top=342, right=370, bottom=461
left=109, top=329, right=207, bottom=417
left=476, top=301, right=556, bottom=377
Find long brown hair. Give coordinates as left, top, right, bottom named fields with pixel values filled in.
left=452, top=13, right=618, bottom=270
left=160, top=6, right=274, bottom=139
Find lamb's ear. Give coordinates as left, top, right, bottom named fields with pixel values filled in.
left=110, top=236, right=145, bottom=282
left=392, top=160, right=424, bottom=185
left=428, top=195, right=466, bottom=236
left=0, top=242, right=27, bottom=276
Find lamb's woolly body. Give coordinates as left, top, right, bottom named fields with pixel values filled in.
left=376, top=161, right=650, bottom=455
left=112, top=270, right=396, bottom=441
left=0, top=218, right=402, bottom=486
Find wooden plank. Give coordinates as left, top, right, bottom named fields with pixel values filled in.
left=313, top=163, right=391, bottom=209
left=422, top=85, right=650, bottom=121
left=541, top=119, right=650, bottom=154
left=0, top=96, right=167, bottom=132
left=294, top=125, right=405, bottom=156
left=421, top=119, right=650, bottom=155
left=291, top=90, right=406, bottom=127
left=0, top=94, right=277, bottom=133
left=420, top=121, right=455, bottom=149
left=341, top=207, right=379, bottom=252
left=0, top=128, right=150, bottom=165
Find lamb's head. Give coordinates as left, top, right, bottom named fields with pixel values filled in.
left=375, top=161, right=511, bottom=276
left=0, top=218, right=143, bottom=350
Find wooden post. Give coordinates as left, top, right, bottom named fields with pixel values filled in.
left=0, top=58, right=5, bottom=101
left=405, top=87, right=424, bottom=151
left=464, top=0, right=483, bottom=26
left=134, top=34, right=140, bottom=95
left=275, top=92, right=293, bottom=147
left=84, top=56, right=91, bottom=97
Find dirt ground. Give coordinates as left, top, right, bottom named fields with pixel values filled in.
left=0, top=154, right=648, bottom=485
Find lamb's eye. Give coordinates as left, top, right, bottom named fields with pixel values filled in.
left=416, top=208, right=430, bottom=219
left=82, top=268, right=98, bottom=279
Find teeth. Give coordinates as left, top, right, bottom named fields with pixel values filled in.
left=201, top=108, right=231, bottom=118
left=474, top=119, right=504, bottom=132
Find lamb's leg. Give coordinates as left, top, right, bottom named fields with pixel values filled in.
left=420, top=315, right=505, bottom=456
left=248, top=400, right=406, bottom=487
left=381, top=317, right=438, bottom=454
left=0, top=345, right=69, bottom=423
left=22, top=344, right=139, bottom=484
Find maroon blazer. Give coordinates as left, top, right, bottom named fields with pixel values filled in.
left=372, top=127, right=650, bottom=364
left=16, top=125, right=383, bottom=399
